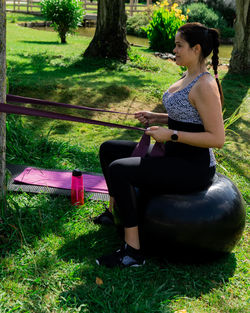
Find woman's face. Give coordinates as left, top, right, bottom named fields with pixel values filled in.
left=173, top=32, right=197, bottom=67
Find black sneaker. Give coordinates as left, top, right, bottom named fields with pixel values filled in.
left=96, top=243, right=145, bottom=268
left=93, top=208, right=114, bottom=226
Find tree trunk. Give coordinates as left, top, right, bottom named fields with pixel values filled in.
left=59, top=32, right=67, bottom=44
left=84, top=0, right=129, bottom=62
left=0, top=0, right=6, bottom=202
left=229, top=0, right=250, bottom=73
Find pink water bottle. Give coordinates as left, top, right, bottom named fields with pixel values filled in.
left=71, top=169, right=84, bottom=205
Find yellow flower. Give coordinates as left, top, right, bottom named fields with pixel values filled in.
left=186, top=8, right=190, bottom=14
left=172, top=3, right=179, bottom=9
left=160, top=0, right=169, bottom=9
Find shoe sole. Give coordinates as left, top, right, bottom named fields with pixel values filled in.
left=96, top=259, right=146, bottom=267
left=129, top=260, right=146, bottom=267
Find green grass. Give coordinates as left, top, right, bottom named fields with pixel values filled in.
left=1, top=13, right=249, bottom=313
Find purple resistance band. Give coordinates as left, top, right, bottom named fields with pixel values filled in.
left=0, top=95, right=165, bottom=157
left=6, top=94, right=135, bottom=115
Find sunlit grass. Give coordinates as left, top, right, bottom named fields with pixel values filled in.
left=1, top=12, right=249, bottom=313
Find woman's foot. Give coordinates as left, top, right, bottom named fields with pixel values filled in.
left=93, top=208, right=114, bottom=225
left=96, top=243, right=145, bottom=268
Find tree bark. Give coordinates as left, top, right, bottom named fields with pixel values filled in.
left=229, top=0, right=250, bottom=73
left=84, top=0, right=129, bottom=62
left=0, top=0, right=6, bottom=201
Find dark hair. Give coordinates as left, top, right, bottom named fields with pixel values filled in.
left=178, top=22, right=224, bottom=105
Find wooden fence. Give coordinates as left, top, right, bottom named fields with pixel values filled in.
left=6, top=0, right=153, bottom=17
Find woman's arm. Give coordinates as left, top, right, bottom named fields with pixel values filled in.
left=135, top=111, right=168, bottom=126
left=146, top=76, right=225, bottom=149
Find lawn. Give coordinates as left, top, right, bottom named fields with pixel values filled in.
left=0, top=13, right=249, bottom=313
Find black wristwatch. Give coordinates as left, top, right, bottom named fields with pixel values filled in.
left=171, top=130, right=178, bottom=141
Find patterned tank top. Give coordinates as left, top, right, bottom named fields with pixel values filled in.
left=163, top=72, right=216, bottom=167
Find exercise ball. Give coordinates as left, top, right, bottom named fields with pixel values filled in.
left=136, top=173, right=246, bottom=261
left=133, top=173, right=245, bottom=262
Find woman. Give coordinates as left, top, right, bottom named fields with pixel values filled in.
left=95, top=23, right=225, bottom=268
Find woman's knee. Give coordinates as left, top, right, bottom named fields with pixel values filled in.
left=109, top=159, right=126, bottom=178
left=99, top=140, right=114, bottom=158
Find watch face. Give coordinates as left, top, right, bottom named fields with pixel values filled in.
left=171, top=134, right=178, bottom=141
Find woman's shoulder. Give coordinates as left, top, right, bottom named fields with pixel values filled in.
left=194, top=73, right=218, bottom=94
left=190, top=73, right=221, bottom=106
left=198, top=72, right=215, bottom=84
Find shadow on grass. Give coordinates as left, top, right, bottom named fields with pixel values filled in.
left=218, top=71, right=250, bottom=186
left=56, top=227, right=237, bottom=313
left=0, top=186, right=239, bottom=313
left=6, top=115, right=101, bottom=173
left=7, top=14, right=45, bottom=23
left=7, top=53, right=154, bottom=133
left=21, top=40, right=61, bottom=45
left=221, top=71, right=249, bottom=121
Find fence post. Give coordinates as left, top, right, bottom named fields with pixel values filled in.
left=129, top=0, right=133, bottom=17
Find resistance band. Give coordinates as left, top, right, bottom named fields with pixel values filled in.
left=6, top=94, right=136, bottom=116
left=0, top=94, right=165, bottom=157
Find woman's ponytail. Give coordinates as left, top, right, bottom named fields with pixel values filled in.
left=210, top=28, right=224, bottom=105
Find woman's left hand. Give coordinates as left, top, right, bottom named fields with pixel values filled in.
left=145, top=126, right=171, bottom=142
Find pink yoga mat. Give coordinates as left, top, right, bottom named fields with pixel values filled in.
left=14, top=167, right=108, bottom=194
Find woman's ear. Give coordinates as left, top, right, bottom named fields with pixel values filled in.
left=193, top=44, right=201, bottom=55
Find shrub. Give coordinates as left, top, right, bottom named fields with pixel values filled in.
left=128, top=49, right=160, bottom=71
left=127, top=13, right=149, bottom=38
left=183, top=0, right=236, bottom=27
left=220, top=26, right=235, bottom=39
left=41, top=0, right=84, bottom=44
left=144, top=1, right=188, bottom=53
left=201, top=0, right=235, bottom=27
left=182, top=3, right=220, bottom=28
left=182, top=2, right=234, bottom=39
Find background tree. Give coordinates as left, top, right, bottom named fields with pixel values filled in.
left=0, top=0, right=6, bottom=201
left=84, top=0, right=128, bottom=62
left=229, top=0, right=250, bottom=73
left=41, top=0, right=84, bottom=44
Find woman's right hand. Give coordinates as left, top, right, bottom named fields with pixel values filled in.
left=134, top=111, right=158, bottom=126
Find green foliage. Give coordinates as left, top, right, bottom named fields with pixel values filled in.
left=144, top=2, right=187, bottom=53
left=220, top=26, right=235, bottom=39
left=182, top=2, right=235, bottom=39
left=127, top=13, right=149, bottom=38
left=185, top=0, right=236, bottom=27
left=128, top=48, right=160, bottom=72
left=8, top=14, right=17, bottom=23
left=182, top=3, right=221, bottom=28
left=40, top=0, right=84, bottom=43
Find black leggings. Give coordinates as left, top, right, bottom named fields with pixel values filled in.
left=100, top=140, right=215, bottom=228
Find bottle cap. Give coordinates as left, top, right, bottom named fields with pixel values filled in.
left=72, top=169, right=82, bottom=176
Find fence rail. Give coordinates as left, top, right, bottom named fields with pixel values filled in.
left=6, top=0, right=153, bottom=16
